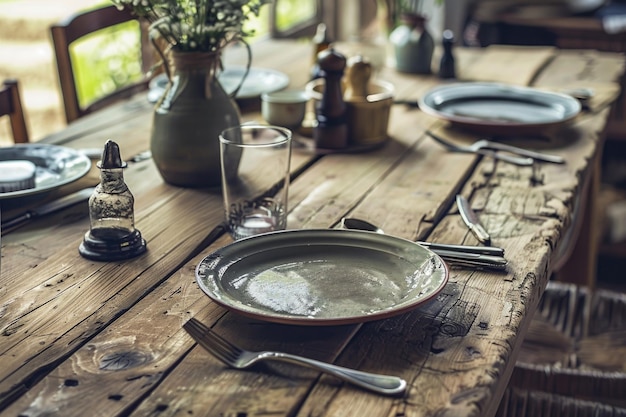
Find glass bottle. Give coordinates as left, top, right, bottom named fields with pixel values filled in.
left=79, top=140, right=146, bottom=261
left=438, top=30, right=456, bottom=79
left=311, top=23, right=331, bottom=80
left=90, top=141, right=134, bottom=239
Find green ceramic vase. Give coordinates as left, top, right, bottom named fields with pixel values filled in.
left=151, top=51, right=242, bottom=188
left=389, top=13, right=434, bottom=74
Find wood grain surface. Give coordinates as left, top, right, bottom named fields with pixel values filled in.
left=1, top=40, right=623, bottom=417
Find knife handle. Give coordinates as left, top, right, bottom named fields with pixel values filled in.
left=433, top=250, right=506, bottom=264
left=477, top=149, right=533, bottom=166
left=470, top=224, right=491, bottom=246
left=1, top=212, right=34, bottom=235
left=433, top=250, right=508, bottom=269
left=484, top=141, right=565, bottom=164
left=420, top=241, right=504, bottom=256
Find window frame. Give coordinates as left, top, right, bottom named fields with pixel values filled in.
left=269, top=0, right=379, bottom=41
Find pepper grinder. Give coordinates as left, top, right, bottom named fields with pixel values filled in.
left=438, top=30, right=456, bottom=79
left=79, top=140, right=147, bottom=261
left=314, top=48, right=348, bottom=149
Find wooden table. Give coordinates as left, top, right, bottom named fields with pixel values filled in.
left=1, top=39, right=624, bottom=417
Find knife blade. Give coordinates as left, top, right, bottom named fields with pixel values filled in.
left=456, top=195, right=491, bottom=246
left=2, top=187, right=94, bottom=234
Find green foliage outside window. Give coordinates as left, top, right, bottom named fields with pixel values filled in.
left=71, top=20, right=144, bottom=108
left=71, top=0, right=315, bottom=107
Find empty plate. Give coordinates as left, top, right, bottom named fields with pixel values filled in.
left=419, top=82, right=581, bottom=135
left=195, top=229, right=449, bottom=325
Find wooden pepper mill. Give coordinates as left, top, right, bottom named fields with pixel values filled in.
left=314, top=48, right=348, bottom=149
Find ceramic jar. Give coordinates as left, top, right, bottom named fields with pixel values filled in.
left=389, top=13, right=434, bottom=74
left=151, top=51, right=242, bottom=188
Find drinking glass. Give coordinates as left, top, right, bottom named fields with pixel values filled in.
left=219, top=125, right=292, bottom=240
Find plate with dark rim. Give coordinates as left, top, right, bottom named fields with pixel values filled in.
left=419, top=82, right=581, bottom=135
left=195, top=229, right=448, bottom=326
left=148, top=66, right=290, bottom=102
left=0, top=144, right=92, bottom=199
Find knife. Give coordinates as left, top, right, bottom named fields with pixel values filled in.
left=456, top=195, right=491, bottom=246
left=433, top=249, right=507, bottom=270
left=2, top=187, right=94, bottom=234
left=420, top=241, right=504, bottom=257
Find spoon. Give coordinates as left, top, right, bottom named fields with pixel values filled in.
left=340, top=217, right=508, bottom=270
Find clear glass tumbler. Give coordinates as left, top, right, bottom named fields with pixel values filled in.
left=219, top=125, right=292, bottom=240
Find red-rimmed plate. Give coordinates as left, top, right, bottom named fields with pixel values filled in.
left=195, top=229, right=448, bottom=326
left=419, top=82, right=581, bottom=135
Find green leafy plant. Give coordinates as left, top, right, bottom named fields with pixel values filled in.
left=110, top=0, right=270, bottom=52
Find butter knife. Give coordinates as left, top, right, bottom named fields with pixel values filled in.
left=456, top=195, right=491, bottom=246
left=2, top=187, right=94, bottom=234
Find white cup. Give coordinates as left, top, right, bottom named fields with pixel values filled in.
left=261, top=90, right=308, bottom=129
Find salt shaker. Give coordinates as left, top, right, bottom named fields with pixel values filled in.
left=438, top=30, right=456, bottom=79
left=79, top=140, right=146, bottom=261
left=344, top=55, right=371, bottom=102
left=314, top=48, right=348, bottom=149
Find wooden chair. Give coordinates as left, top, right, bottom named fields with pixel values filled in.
left=50, top=5, right=152, bottom=123
left=0, top=79, right=29, bottom=144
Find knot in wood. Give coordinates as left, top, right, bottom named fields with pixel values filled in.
left=100, top=351, right=151, bottom=371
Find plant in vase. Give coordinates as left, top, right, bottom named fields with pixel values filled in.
left=388, top=0, right=442, bottom=74
left=110, top=0, right=270, bottom=187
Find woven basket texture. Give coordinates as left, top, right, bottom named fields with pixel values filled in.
left=497, top=281, right=626, bottom=416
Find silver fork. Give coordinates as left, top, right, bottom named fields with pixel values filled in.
left=426, top=131, right=564, bottom=165
left=183, top=318, right=407, bottom=396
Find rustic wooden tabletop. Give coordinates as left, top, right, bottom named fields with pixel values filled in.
left=0, top=39, right=623, bottom=417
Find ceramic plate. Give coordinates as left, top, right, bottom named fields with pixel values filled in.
left=148, top=67, right=290, bottom=102
left=0, top=144, right=92, bottom=199
left=195, top=229, right=448, bottom=325
left=419, top=82, right=581, bottom=135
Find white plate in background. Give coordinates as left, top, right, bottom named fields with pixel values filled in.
left=148, top=66, right=290, bottom=102
left=0, top=144, right=91, bottom=199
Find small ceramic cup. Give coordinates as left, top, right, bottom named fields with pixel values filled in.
left=261, top=90, right=308, bottom=129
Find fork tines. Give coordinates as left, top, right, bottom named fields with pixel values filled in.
left=183, top=318, right=240, bottom=365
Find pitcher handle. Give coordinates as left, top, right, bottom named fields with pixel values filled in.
left=150, top=29, right=172, bottom=82
left=224, top=37, right=252, bottom=99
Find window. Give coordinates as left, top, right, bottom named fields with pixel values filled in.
left=270, top=0, right=322, bottom=38
left=267, top=0, right=380, bottom=41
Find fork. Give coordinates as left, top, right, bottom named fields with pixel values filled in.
left=426, top=131, right=565, bottom=165
left=183, top=318, right=407, bottom=396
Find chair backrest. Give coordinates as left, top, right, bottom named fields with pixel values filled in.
left=50, top=5, right=152, bottom=123
left=0, top=79, right=29, bottom=144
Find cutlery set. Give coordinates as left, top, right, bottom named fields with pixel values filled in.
left=340, top=217, right=507, bottom=270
